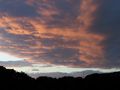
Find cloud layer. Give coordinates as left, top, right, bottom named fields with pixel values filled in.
left=0, top=0, right=120, bottom=68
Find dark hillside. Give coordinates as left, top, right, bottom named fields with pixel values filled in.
left=0, top=66, right=120, bottom=90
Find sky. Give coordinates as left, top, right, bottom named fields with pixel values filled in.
left=0, top=0, right=120, bottom=74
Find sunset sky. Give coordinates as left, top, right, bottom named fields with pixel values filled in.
left=0, top=0, right=120, bottom=74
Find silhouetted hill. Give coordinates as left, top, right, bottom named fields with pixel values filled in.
left=0, top=66, right=33, bottom=80
left=0, top=66, right=120, bottom=90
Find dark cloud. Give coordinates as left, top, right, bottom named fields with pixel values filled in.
left=0, top=60, right=32, bottom=67
left=90, top=0, right=120, bottom=68
left=0, top=0, right=38, bottom=17
left=0, top=0, right=119, bottom=68
left=26, top=0, right=81, bottom=28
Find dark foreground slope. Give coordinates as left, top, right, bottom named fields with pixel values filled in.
left=0, top=66, right=120, bottom=90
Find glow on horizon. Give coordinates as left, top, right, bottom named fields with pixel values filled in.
left=7, top=64, right=120, bottom=74
left=0, top=52, right=24, bottom=61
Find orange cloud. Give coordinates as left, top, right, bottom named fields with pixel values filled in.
left=78, top=0, right=106, bottom=66
left=0, top=0, right=107, bottom=68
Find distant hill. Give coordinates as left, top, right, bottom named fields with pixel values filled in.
left=0, top=66, right=120, bottom=90
left=28, top=70, right=101, bottom=78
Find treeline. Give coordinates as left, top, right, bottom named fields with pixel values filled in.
left=0, top=66, right=120, bottom=90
